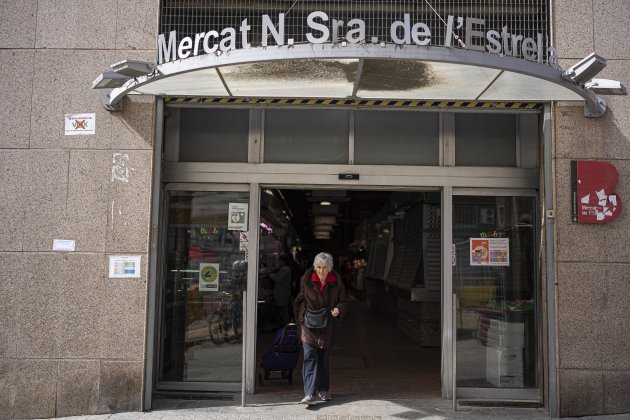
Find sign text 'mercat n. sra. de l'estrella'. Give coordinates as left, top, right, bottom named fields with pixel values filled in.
left=158, top=11, right=545, bottom=65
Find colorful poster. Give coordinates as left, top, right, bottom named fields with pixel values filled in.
left=65, top=113, right=96, bottom=135
left=228, top=202, right=249, bottom=231
left=470, top=238, right=509, bottom=266
left=199, top=263, right=220, bottom=291
left=108, top=255, right=141, bottom=278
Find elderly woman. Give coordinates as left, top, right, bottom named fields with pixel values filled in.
left=293, top=252, right=347, bottom=405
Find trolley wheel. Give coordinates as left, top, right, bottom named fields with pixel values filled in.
left=258, top=373, right=263, bottom=386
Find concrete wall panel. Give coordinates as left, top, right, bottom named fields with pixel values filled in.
left=110, top=97, right=156, bottom=151
left=553, top=0, right=594, bottom=60
left=116, top=0, right=159, bottom=50
left=0, top=359, right=57, bottom=419
left=66, top=150, right=112, bottom=253
left=0, top=1, right=36, bottom=48
left=98, top=361, right=143, bottom=413
left=57, top=254, right=107, bottom=359
left=106, top=150, right=152, bottom=253
left=594, top=0, right=630, bottom=60
left=0, top=51, right=34, bottom=149
left=0, top=254, right=22, bottom=358
left=604, top=371, right=630, bottom=414
left=98, top=273, right=147, bottom=360
left=29, top=50, right=154, bottom=151
left=556, top=262, right=605, bottom=369
left=35, top=0, right=117, bottom=49
left=30, top=50, right=118, bottom=150
left=601, top=265, right=630, bottom=370
left=22, top=150, right=70, bottom=252
left=56, top=360, right=100, bottom=417
left=0, top=150, right=27, bottom=251
left=558, top=369, right=604, bottom=417
left=16, top=253, right=65, bottom=358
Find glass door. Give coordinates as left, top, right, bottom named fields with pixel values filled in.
left=157, top=189, right=249, bottom=391
left=452, top=194, right=540, bottom=399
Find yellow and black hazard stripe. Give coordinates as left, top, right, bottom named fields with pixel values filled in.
left=164, top=96, right=542, bottom=110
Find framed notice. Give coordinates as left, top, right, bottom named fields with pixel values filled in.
left=199, top=263, right=220, bottom=291
left=470, top=238, right=509, bottom=266
left=109, top=255, right=141, bottom=278
left=65, top=113, right=96, bottom=135
left=228, top=202, right=248, bottom=231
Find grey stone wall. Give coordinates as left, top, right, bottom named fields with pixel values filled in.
left=0, top=1, right=158, bottom=418
left=553, top=0, right=630, bottom=416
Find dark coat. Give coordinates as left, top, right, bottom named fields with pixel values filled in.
left=293, top=268, right=348, bottom=349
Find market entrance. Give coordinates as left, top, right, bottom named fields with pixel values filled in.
left=255, top=188, right=442, bottom=399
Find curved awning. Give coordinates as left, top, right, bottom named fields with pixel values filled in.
left=94, top=44, right=625, bottom=117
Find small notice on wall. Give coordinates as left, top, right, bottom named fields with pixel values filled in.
left=109, top=255, right=141, bottom=278
left=470, top=238, right=510, bottom=266
left=65, top=113, right=96, bottom=135
left=199, top=263, right=220, bottom=291
left=228, top=202, right=248, bottom=231
left=53, top=239, right=75, bottom=252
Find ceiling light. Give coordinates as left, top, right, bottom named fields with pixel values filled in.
left=314, top=216, right=336, bottom=225
left=314, top=225, right=334, bottom=232
left=320, top=201, right=332, bottom=206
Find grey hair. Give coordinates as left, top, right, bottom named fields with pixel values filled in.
left=313, top=252, right=334, bottom=269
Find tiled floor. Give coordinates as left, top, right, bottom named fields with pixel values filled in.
left=255, top=295, right=441, bottom=401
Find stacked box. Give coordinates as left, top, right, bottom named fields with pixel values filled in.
left=485, top=320, right=525, bottom=388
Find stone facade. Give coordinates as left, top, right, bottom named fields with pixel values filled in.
left=553, top=0, right=630, bottom=416
left=0, top=0, right=157, bottom=418
left=0, top=0, right=629, bottom=418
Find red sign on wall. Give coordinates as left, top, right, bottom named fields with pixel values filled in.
left=571, top=160, right=622, bottom=223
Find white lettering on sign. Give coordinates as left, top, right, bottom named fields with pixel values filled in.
left=157, top=12, right=546, bottom=65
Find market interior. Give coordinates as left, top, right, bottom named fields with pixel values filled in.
left=255, top=188, right=442, bottom=399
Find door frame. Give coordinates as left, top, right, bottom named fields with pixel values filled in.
left=446, top=187, right=542, bottom=402
left=145, top=101, right=547, bottom=408
left=150, top=182, right=254, bottom=397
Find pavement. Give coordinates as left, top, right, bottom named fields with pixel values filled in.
left=49, top=394, right=630, bottom=420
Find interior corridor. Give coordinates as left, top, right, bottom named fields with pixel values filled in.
left=255, top=295, right=441, bottom=401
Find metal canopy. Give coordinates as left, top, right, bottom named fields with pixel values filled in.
left=96, top=44, right=619, bottom=117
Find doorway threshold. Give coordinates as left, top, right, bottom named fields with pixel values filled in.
left=458, top=398, right=543, bottom=408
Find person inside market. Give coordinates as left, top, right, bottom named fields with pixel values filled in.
left=293, top=252, right=348, bottom=405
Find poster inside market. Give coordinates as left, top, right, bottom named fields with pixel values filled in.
left=469, top=238, right=510, bottom=266
left=228, top=202, right=248, bottom=231
left=199, top=263, right=220, bottom=291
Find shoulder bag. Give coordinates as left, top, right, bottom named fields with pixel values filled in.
left=304, top=307, right=329, bottom=329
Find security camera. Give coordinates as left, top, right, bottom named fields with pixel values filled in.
left=562, top=53, right=606, bottom=85
left=585, top=79, right=628, bottom=95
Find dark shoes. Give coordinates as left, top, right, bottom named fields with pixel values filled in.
left=318, top=391, right=332, bottom=401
